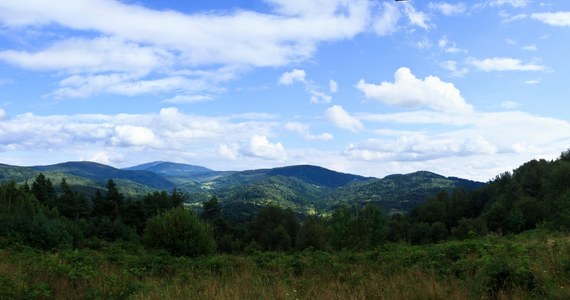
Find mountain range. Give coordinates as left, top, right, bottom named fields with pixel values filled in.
left=0, top=161, right=483, bottom=218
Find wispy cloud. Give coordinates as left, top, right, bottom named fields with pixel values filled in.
left=467, top=57, right=545, bottom=72
left=278, top=69, right=332, bottom=104
left=531, top=12, right=570, bottom=27
left=428, top=2, right=467, bottom=16
left=285, top=122, right=333, bottom=141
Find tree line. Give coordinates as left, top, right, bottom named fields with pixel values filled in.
left=1, top=148, right=569, bottom=256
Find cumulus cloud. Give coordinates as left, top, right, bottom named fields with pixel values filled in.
left=325, top=105, right=364, bottom=132
left=0, top=107, right=277, bottom=157
left=531, top=12, right=570, bottom=27
left=285, top=122, right=334, bottom=141
left=218, top=135, right=288, bottom=161
left=218, top=143, right=240, bottom=160
left=428, top=2, right=467, bottom=16
left=344, top=134, right=498, bottom=162
left=87, top=151, right=125, bottom=165
left=467, top=57, right=545, bottom=71
left=111, top=125, right=162, bottom=148
left=247, top=135, right=287, bottom=161
left=356, top=67, right=473, bottom=114
left=344, top=109, right=570, bottom=180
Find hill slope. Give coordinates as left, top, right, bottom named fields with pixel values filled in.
left=1, top=161, right=484, bottom=217
left=320, top=171, right=484, bottom=214
left=33, top=161, right=174, bottom=190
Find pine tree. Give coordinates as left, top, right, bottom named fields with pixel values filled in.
left=105, top=179, right=123, bottom=220
left=31, top=173, right=56, bottom=207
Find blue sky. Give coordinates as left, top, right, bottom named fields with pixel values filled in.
left=0, top=0, right=569, bottom=181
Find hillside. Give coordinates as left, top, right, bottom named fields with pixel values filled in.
left=0, top=161, right=483, bottom=217
left=321, top=171, right=484, bottom=214
left=33, top=161, right=174, bottom=190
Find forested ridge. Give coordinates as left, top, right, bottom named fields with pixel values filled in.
left=1, top=149, right=570, bottom=298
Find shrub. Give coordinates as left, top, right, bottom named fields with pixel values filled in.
left=143, top=208, right=216, bottom=257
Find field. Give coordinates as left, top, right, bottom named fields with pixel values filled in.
left=1, top=229, right=569, bottom=299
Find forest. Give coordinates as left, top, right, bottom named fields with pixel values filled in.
left=1, top=149, right=570, bottom=299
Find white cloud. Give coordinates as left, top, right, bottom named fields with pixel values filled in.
left=440, top=60, right=468, bottom=77
left=309, top=90, right=332, bottom=104
left=51, top=74, right=212, bottom=98
left=356, top=67, right=473, bottom=114
left=218, top=143, right=240, bottom=160
left=0, top=107, right=277, bottom=157
left=501, top=13, right=527, bottom=23
left=0, top=0, right=371, bottom=98
left=532, top=12, right=570, bottom=27
left=403, top=3, right=432, bottom=30
left=438, top=36, right=465, bottom=53
left=522, top=45, right=538, bottom=51
left=111, top=125, right=162, bottom=148
left=0, top=0, right=370, bottom=67
left=279, top=69, right=332, bottom=104
left=428, top=2, right=467, bottom=16
left=285, top=122, right=334, bottom=141
left=325, top=105, right=364, bottom=132
left=247, top=135, right=287, bottom=161
left=346, top=109, right=570, bottom=180
left=373, top=2, right=401, bottom=36
left=525, top=79, right=540, bottom=85
left=344, top=134, right=498, bottom=162
left=0, top=108, right=5, bottom=120
left=0, top=37, right=171, bottom=73
left=163, top=94, right=213, bottom=104
left=490, top=0, right=529, bottom=8
left=414, top=38, right=432, bottom=50
left=329, top=80, right=338, bottom=93
left=87, top=150, right=125, bottom=165
left=278, top=69, right=306, bottom=85
left=467, top=57, right=545, bottom=71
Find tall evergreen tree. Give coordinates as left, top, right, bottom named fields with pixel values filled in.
left=105, top=179, right=123, bottom=220
left=58, top=178, right=89, bottom=219
left=31, top=173, right=56, bottom=207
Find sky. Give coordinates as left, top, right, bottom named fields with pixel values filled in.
left=0, top=0, right=569, bottom=181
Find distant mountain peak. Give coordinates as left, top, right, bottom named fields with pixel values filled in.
left=124, top=161, right=214, bottom=176
left=267, top=164, right=368, bottom=188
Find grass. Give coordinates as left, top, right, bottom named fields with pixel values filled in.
left=1, top=230, right=570, bottom=299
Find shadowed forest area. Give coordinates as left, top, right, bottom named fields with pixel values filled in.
left=1, top=149, right=570, bottom=299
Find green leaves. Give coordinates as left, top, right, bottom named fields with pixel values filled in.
left=143, top=208, right=216, bottom=257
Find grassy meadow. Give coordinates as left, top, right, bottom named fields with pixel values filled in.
left=1, top=229, right=569, bottom=299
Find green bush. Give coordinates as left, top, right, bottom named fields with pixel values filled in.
left=143, top=208, right=216, bottom=257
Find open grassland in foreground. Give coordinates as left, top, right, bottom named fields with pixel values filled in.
left=1, top=229, right=570, bottom=300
